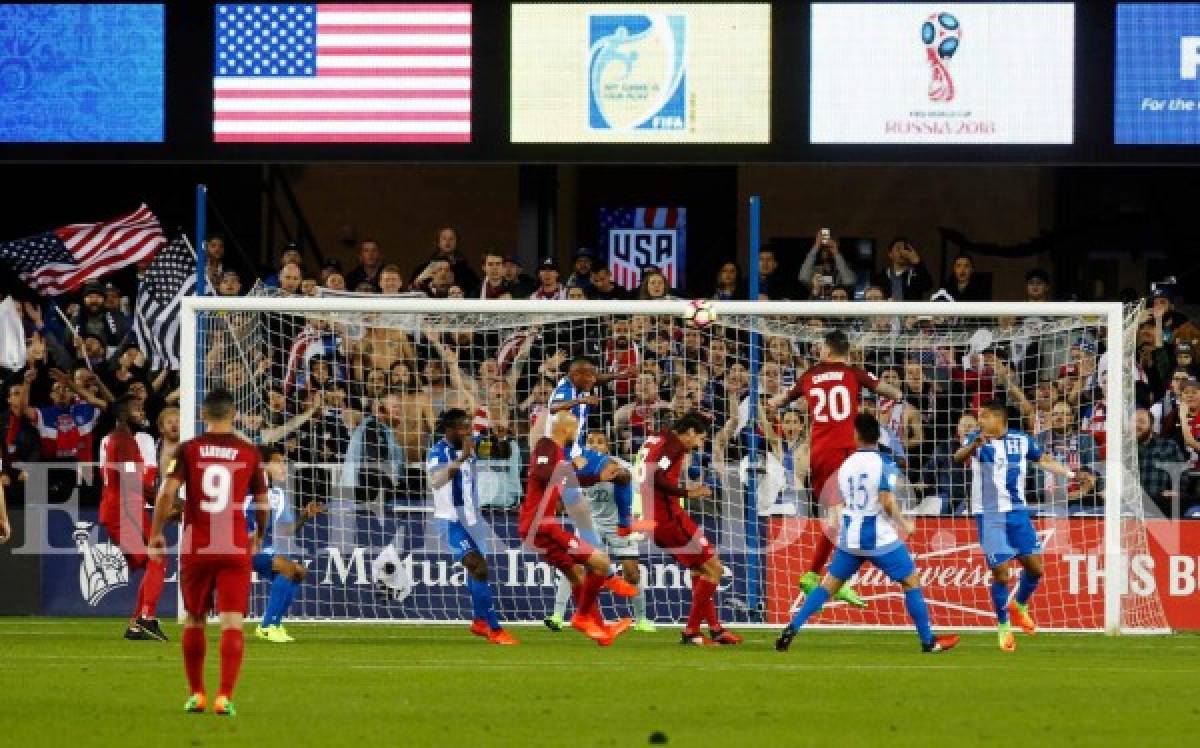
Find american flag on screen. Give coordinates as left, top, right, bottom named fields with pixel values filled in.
left=0, top=205, right=166, bottom=296
left=597, top=206, right=687, bottom=290
left=213, top=3, right=471, bottom=143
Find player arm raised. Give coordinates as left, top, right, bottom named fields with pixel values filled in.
left=768, top=381, right=803, bottom=411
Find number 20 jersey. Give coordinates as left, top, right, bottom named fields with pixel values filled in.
left=168, top=433, right=266, bottom=556
left=794, top=362, right=880, bottom=453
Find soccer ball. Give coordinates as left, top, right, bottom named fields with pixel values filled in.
left=921, top=12, right=960, bottom=60
left=683, top=299, right=716, bottom=329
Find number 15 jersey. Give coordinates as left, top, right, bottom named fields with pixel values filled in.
left=168, top=433, right=266, bottom=556
left=791, top=362, right=879, bottom=453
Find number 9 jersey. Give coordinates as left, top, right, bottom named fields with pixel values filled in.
left=168, top=433, right=267, bottom=557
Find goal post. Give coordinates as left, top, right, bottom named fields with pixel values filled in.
left=178, top=296, right=1167, bottom=634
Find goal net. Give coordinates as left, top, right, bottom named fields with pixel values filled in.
left=181, top=296, right=1169, bottom=633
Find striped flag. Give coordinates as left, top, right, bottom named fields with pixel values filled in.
left=597, top=206, right=687, bottom=290
left=0, top=204, right=166, bottom=296
left=213, top=3, right=471, bottom=143
left=133, top=237, right=199, bottom=371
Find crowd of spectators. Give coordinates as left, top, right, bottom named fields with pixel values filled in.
left=1, top=226, right=1198, bottom=531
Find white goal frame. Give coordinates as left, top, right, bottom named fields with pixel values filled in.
left=179, top=298, right=1130, bottom=634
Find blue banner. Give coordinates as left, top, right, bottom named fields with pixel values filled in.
left=1115, top=3, right=1200, bottom=144
left=0, top=4, right=164, bottom=143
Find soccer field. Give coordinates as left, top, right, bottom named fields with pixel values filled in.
left=1, top=620, right=1196, bottom=747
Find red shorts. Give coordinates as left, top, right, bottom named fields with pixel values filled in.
left=525, top=520, right=595, bottom=572
left=809, top=446, right=855, bottom=505
left=652, top=503, right=714, bottom=569
left=100, top=509, right=151, bottom=570
left=180, top=554, right=252, bottom=617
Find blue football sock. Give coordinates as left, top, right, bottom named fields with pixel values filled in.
left=264, top=574, right=291, bottom=627
left=1015, top=572, right=1041, bottom=607
left=280, top=578, right=298, bottom=624
left=468, top=577, right=501, bottom=631
left=787, top=586, right=830, bottom=631
left=904, top=587, right=934, bottom=644
left=991, top=580, right=1010, bottom=624
left=613, top=478, right=633, bottom=530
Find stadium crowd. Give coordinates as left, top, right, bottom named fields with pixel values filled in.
left=1, top=228, right=1198, bottom=529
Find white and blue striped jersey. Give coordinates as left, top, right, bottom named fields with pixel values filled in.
left=245, top=485, right=292, bottom=556
left=426, top=437, right=479, bottom=525
left=967, top=429, right=1043, bottom=514
left=545, top=376, right=590, bottom=455
left=836, top=449, right=902, bottom=553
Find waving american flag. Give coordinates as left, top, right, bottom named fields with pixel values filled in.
left=0, top=204, right=166, bottom=296
left=213, top=3, right=471, bottom=143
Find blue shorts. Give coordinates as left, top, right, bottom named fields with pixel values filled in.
left=443, top=520, right=483, bottom=563
left=574, top=447, right=611, bottom=480
left=975, top=509, right=1041, bottom=567
left=827, top=544, right=916, bottom=584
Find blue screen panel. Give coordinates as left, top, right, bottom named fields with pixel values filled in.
left=0, top=4, right=164, bottom=143
left=1115, top=3, right=1200, bottom=145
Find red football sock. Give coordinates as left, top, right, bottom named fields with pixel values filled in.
left=810, top=533, right=834, bottom=574
left=181, top=627, right=206, bottom=694
left=702, top=579, right=721, bottom=630
left=139, top=560, right=165, bottom=619
left=218, top=629, right=244, bottom=699
left=574, top=573, right=605, bottom=619
left=687, top=577, right=715, bottom=633
left=131, top=582, right=144, bottom=624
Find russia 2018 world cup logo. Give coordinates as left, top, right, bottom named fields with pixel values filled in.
left=921, top=12, right=961, bottom=102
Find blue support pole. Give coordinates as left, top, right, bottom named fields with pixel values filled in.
left=195, top=184, right=208, bottom=295
left=745, top=195, right=763, bottom=620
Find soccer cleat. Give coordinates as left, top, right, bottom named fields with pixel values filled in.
left=123, top=626, right=151, bottom=641
left=833, top=583, right=868, bottom=609
left=603, top=575, right=639, bottom=597
left=543, top=614, right=564, bottom=632
left=571, top=613, right=609, bottom=642
left=136, top=617, right=168, bottom=642
left=632, top=618, right=657, bottom=633
left=922, top=634, right=960, bottom=654
left=487, top=628, right=519, bottom=645
left=213, top=696, right=236, bottom=717
left=255, top=625, right=271, bottom=640
left=798, top=571, right=821, bottom=595
left=617, top=519, right=657, bottom=537
left=605, top=617, right=633, bottom=641
left=183, top=693, right=207, bottom=714
left=469, top=619, right=490, bottom=638
left=709, top=628, right=743, bottom=646
left=1008, top=601, right=1037, bottom=636
left=680, top=630, right=713, bottom=647
left=275, top=625, right=295, bottom=642
left=265, top=626, right=294, bottom=643
left=998, top=623, right=1016, bottom=652
left=775, top=627, right=797, bottom=652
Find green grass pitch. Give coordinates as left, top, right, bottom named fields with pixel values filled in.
left=2, top=620, right=1197, bottom=747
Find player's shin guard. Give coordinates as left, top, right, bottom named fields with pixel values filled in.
left=809, top=534, right=834, bottom=574
left=552, top=573, right=573, bottom=619
left=139, top=559, right=165, bottom=619
left=468, top=577, right=501, bottom=631
left=575, top=572, right=605, bottom=619
left=1015, top=571, right=1041, bottom=607
left=181, top=627, right=206, bottom=694
left=263, top=574, right=292, bottom=627
left=990, top=580, right=1010, bottom=624
left=631, top=578, right=647, bottom=621
left=687, top=577, right=716, bottom=633
left=613, top=478, right=633, bottom=531
left=218, top=629, right=245, bottom=699
left=788, top=586, right=830, bottom=631
left=903, top=587, right=935, bottom=645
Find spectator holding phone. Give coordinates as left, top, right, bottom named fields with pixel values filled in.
left=798, top=229, right=857, bottom=300
left=874, top=238, right=932, bottom=301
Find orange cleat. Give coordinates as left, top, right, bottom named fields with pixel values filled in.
left=999, top=626, right=1017, bottom=652
left=487, top=628, right=518, bottom=646
left=605, top=617, right=633, bottom=641
left=571, top=613, right=609, bottom=642
left=1008, top=602, right=1037, bottom=636
left=680, top=630, right=714, bottom=646
left=922, top=634, right=960, bottom=653
left=617, top=519, right=657, bottom=537
left=603, top=576, right=639, bottom=597
left=469, top=619, right=490, bottom=638
left=709, top=628, right=743, bottom=645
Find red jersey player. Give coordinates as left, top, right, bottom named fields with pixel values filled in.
left=149, top=389, right=268, bottom=717
left=639, top=411, right=741, bottom=646
left=519, top=410, right=633, bottom=646
left=98, top=396, right=166, bottom=641
left=770, top=329, right=904, bottom=608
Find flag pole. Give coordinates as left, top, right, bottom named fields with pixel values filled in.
left=53, top=305, right=95, bottom=373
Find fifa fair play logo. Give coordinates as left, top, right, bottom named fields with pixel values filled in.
left=588, top=13, right=687, bottom=132
left=921, top=12, right=961, bottom=102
